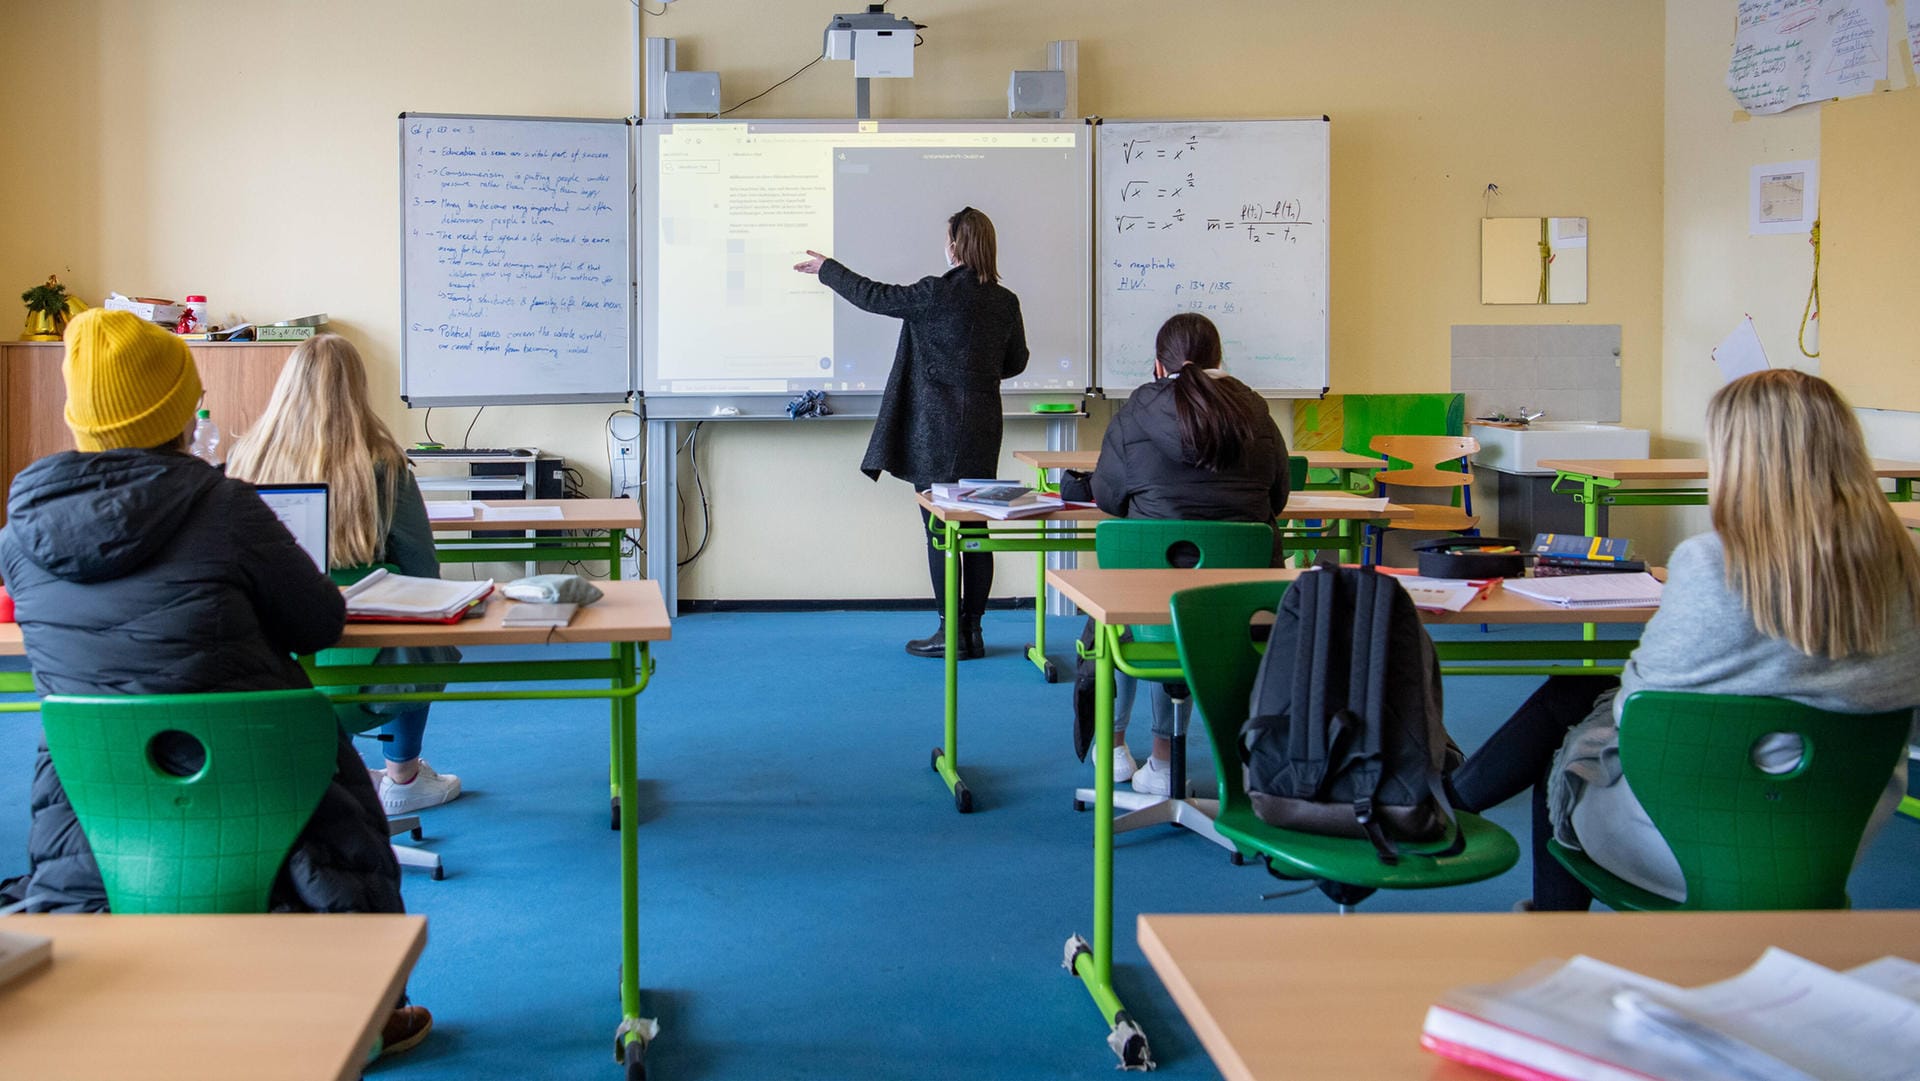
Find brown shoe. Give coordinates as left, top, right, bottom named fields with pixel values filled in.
left=376, top=1005, right=433, bottom=1061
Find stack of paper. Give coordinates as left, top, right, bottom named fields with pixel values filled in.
left=475, top=503, right=564, bottom=522
left=1504, top=572, right=1663, bottom=609
left=930, top=491, right=1063, bottom=520
left=342, top=569, right=493, bottom=622
left=424, top=501, right=478, bottom=521
left=1422, top=948, right=1920, bottom=1081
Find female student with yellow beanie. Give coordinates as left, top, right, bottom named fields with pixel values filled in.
left=0, top=310, right=432, bottom=1056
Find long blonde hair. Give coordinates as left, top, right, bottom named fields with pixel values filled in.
left=226, top=334, right=408, bottom=569
left=1707, top=369, right=1920, bottom=658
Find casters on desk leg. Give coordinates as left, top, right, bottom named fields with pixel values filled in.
left=1109, top=1013, right=1155, bottom=1071
left=1063, top=934, right=1092, bottom=974
left=610, top=796, right=621, bottom=831
left=954, top=779, right=973, bottom=814
left=929, top=747, right=942, bottom=773
left=613, top=1018, right=658, bottom=1079
left=1026, top=643, right=1061, bottom=683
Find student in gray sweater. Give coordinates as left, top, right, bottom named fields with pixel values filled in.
left=1451, top=370, right=1920, bottom=909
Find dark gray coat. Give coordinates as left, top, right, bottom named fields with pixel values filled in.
left=1089, top=374, right=1291, bottom=524
left=0, top=449, right=402, bottom=914
left=820, top=260, right=1029, bottom=486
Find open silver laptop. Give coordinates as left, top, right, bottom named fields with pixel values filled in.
left=253, top=483, right=329, bottom=573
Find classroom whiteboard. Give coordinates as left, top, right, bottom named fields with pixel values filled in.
left=1096, top=119, right=1330, bottom=397
left=400, top=113, right=635, bottom=406
left=640, top=118, right=1091, bottom=411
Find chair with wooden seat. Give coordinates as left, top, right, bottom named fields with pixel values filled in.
left=1365, top=434, right=1480, bottom=564
left=1169, top=579, right=1520, bottom=910
left=41, top=690, right=340, bottom=913
left=1548, top=691, right=1912, bottom=911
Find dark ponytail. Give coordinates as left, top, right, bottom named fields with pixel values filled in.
left=1156, top=313, right=1264, bottom=471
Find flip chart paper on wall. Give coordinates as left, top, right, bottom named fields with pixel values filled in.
left=640, top=118, right=1091, bottom=401
left=400, top=113, right=635, bottom=406
left=1727, top=0, right=1886, bottom=116
left=1096, top=119, right=1331, bottom=397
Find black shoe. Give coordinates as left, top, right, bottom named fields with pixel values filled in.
left=960, top=615, right=986, bottom=660
left=906, top=620, right=948, bottom=658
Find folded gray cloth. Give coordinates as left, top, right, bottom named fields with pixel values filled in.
left=502, top=573, right=604, bottom=606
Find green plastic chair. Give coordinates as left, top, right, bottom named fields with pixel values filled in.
left=41, top=690, right=340, bottom=914
left=1080, top=520, right=1275, bottom=844
left=1169, top=580, right=1520, bottom=908
left=1547, top=691, right=1912, bottom=911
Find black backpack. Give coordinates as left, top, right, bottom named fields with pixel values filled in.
left=1241, top=565, right=1463, bottom=864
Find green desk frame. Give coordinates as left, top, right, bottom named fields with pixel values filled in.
left=1013, top=459, right=1384, bottom=685
left=1063, top=610, right=1637, bottom=1069
left=1549, top=470, right=1916, bottom=537
left=0, top=640, right=662, bottom=1079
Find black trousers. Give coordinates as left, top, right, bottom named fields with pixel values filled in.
left=918, top=505, right=993, bottom=619
left=1450, top=674, right=1619, bottom=911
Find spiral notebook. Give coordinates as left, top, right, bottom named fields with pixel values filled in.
left=1503, top=572, right=1663, bottom=609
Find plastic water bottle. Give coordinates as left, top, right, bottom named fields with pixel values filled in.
left=190, top=409, right=222, bottom=465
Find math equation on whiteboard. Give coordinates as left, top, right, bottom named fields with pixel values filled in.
left=1110, top=136, right=1315, bottom=244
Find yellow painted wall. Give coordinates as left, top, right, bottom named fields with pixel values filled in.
left=0, top=0, right=1664, bottom=599
left=1659, top=2, right=1920, bottom=561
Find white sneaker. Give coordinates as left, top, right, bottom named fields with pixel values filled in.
left=1131, top=756, right=1172, bottom=797
left=1112, top=743, right=1138, bottom=784
left=379, top=760, right=462, bottom=815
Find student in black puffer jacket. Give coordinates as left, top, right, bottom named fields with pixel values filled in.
left=0, top=313, right=403, bottom=915
left=1063, top=312, right=1291, bottom=795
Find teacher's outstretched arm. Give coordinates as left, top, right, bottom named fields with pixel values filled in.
left=797, top=250, right=940, bottom=319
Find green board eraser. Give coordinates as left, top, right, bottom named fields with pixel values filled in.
left=1030, top=402, right=1076, bottom=413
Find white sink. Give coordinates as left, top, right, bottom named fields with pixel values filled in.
left=1469, top=421, right=1650, bottom=475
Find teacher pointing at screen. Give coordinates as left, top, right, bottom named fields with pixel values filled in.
left=795, top=206, right=1029, bottom=660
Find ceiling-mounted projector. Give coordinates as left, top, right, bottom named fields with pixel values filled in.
left=823, top=5, right=923, bottom=79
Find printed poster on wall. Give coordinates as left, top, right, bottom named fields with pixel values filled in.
left=1728, top=0, right=1887, bottom=115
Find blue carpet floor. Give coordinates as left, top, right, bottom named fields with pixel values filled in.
left=1, top=609, right=1915, bottom=1080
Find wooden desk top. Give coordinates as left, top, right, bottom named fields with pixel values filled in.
left=1139, top=910, right=1920, bottom=1081
left=1045, top=567, right=1658, bottom=626
left=1013, top=449, right=1383, bottom=473
left=427, top=497, right=640, bottom=532
left=1896, top=501, right=1920, bottom=529
left=918, top=492, right=1411, bottom=525
left=0, top=913, right=426, bottom=1081
left=1538, top=456, right=1920, bottom=481
left=0, top=579, right=671, bottom=656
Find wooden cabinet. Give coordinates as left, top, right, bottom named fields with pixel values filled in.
left=0, top=340, right=294, bottom=523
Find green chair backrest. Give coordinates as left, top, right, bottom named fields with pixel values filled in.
left=1287, top=455, right=1308, bottom=491
left=1617, top=691, right=1912, bottom=910
left=318, top=564, right=392, bottom=735
left=41, top=689, right=340, bottom=914
left=1095, top=520, right=1274, bottom=644
left=1339, top=393, right=1464, bottom=458
left=1168, top=580, right=1293, bottom=815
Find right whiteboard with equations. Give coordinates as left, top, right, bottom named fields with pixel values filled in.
left=1096, top=118, right=1330, bottom=397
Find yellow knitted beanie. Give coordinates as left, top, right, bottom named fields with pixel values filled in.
left=62, top=309, right=205, bottom=452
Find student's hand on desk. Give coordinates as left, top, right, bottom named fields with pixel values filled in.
left=793, top=250, right=827, bottom=275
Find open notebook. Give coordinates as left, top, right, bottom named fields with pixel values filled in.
left=1503, top=572, right=1663, bottom=609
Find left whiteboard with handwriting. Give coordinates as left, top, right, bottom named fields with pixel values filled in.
left=400, top=113, right=634, bottom=406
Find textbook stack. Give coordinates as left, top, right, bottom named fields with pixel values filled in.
left=1530, top=533, right=1648, bottom=576
left=1422, top=947, right=1920, bottom=1081
left=929, top=481, right=1059, bottom=520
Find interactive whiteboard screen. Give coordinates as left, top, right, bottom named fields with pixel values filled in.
left=1097, top=119, right=1330, bottom=397
left=641, top=119, right=1091, bottom=398
left=400, top=113, right=634, bottom=406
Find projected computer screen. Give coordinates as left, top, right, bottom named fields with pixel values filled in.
left=641, top=119, right=1091, bottom=397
